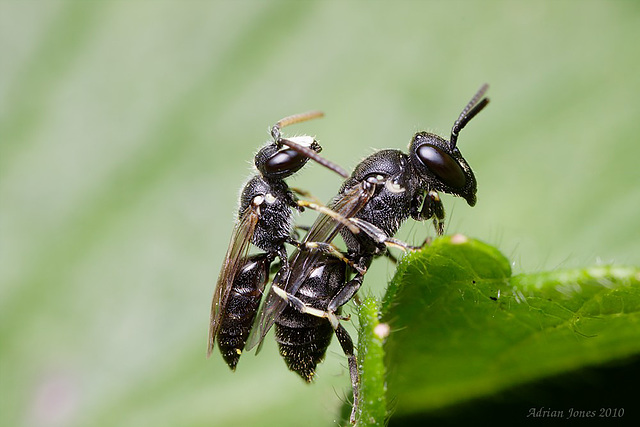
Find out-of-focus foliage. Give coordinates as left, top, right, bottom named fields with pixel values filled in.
left=1, top=1, right=639, bottom=426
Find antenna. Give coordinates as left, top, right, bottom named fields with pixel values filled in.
left=450, top=84, right=490, bottom=149
left=271, top=111, right=349, bottom=178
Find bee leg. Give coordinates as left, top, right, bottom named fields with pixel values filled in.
left=273, top=245, right=291, bottom=278
left=335, top=324, right=359, bottom=424
left=293, top=223, right=311, bottom=233
left=290, top=187, right=325, bottom=206
left=295, top=200, right=361, bottom=234
left=327, top=266, right=367, bottom=313
left=271, top=285, right=359, bottom=424
left=299, top=240, right=366, bottom=274
left=349, top=218, right=424, bottom=252
left=286, top=235, right=365, bottom=274
left=422, top=190, right=446, bottom=236
left=290, top=224, right=311, bottom=242
left=271, top=286, right=348, bottom=326
left=384, top=251, right=399, bottom=264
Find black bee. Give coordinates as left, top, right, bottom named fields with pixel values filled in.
left=248, top=85, right=490, bottom=423
left=207, top=111, right=349, bottom=369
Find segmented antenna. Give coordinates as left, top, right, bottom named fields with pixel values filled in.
left=450, top=84, right=490, bottom=149
left=270, top=111, right=349, bottom=179
left=271, top=110, right=324, bottom=141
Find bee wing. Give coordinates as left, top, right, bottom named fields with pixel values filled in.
left=246, top=182, right=375, bottom=351
left=207, top=204, right=260, bottom=357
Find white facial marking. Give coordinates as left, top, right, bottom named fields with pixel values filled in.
left=286, top=135, right=315, bottom=148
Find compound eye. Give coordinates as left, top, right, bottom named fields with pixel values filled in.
left=416, top=144, right=466, bottom=188
left=263, top=148, right=308, bottom=175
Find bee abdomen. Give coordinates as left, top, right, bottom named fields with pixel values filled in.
left=275, top=308, right=333, bottom=382
left=217, top=255, right=270, bottom=370
left=217, top=292, right=261, bottom=370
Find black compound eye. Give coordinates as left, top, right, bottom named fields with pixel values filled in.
left=416, top=144, right=466, bottom=188
left=263, top=148, right=308, bottom=175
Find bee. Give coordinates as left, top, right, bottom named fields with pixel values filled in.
left=248, top=85, right=490, bottom=423
left=207, top=111, right=349, bottom=369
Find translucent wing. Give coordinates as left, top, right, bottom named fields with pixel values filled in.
left=207, top=204, right=260, bottom=357
left=246, top=181, right=376, bottom=350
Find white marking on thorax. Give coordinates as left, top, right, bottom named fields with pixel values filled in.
left=241, top=261, right=258, bottom=273
left=252, top=195, right=265, bottom=206
left=385, top=179, right=405, bottom=193
left=264, top=193, right=277, bottom=204
left=308, top=265, right=325, bottom=279
left=366, top=174, right=386, bottom=185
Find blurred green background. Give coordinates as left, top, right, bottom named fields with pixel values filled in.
left=1, top=1, right=639, bottom=426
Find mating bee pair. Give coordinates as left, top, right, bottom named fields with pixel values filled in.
left=208, top=85, right=490, bottom=423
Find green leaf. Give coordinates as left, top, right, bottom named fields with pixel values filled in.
left=3, top=2, right=640, bottom=427
left=377, top=235, right=640, bottom=421
left=354, top=297, right=388, bottom=426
